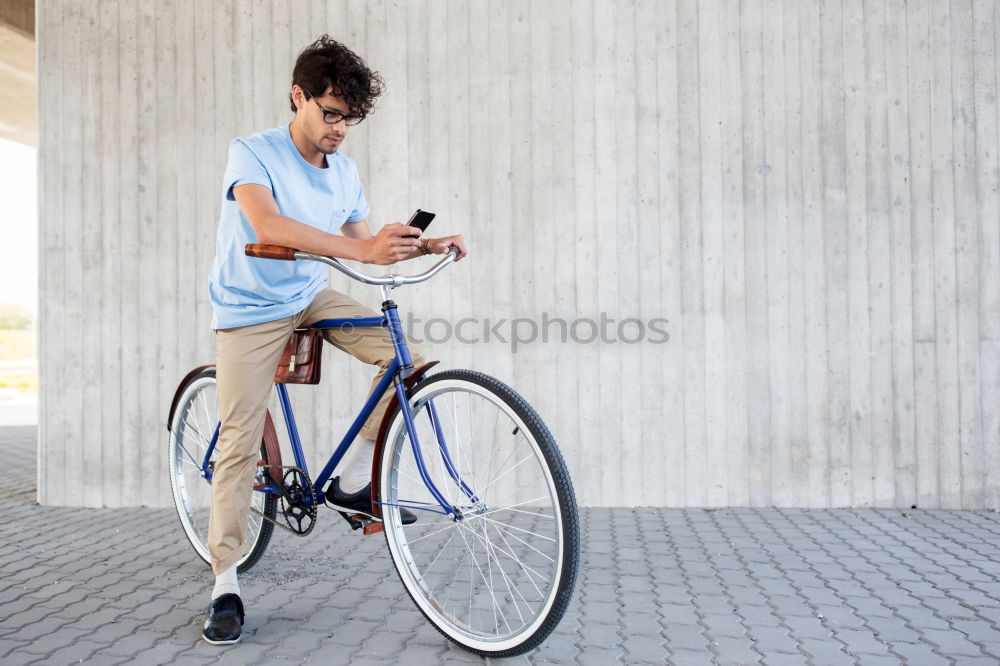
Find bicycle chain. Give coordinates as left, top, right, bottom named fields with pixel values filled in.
left=251, top=464, right=318, bottom=537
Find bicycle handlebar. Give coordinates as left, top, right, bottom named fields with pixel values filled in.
left=244, top=243, right=459, bottom=288
left=245, top=244, right=298, bottom=261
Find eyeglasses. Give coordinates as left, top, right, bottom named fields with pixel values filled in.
left=305, top=90, right=366, bottom=126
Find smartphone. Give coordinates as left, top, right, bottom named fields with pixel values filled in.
left=404, top=209, right=436, bottom=238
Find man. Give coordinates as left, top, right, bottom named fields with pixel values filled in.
left=203, top=36, right=467, bottom=645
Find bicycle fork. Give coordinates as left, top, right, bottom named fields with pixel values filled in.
left=392, top=375, right=480, bottom=520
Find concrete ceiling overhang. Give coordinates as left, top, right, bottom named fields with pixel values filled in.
left=0, top=0, right=35, bottom=147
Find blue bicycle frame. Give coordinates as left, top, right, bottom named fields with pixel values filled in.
left=200, top=302, right=471, bottom=518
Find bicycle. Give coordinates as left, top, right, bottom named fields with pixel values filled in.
left=166, top=244, right=580, bottom=657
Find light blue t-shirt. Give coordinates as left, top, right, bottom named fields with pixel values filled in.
left=208, top=122, right=369, bottom=329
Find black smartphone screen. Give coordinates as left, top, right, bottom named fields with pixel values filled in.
left=405, top=209, right=436, bottom=237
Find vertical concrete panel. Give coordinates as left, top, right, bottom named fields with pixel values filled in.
left=741, top=0, right=770, bottom=506
left=698, top=0, right=727, bottom=507
left=720, top=0, right=748, bottom=507
left=763, top=0, right=792, bottom=506
left=951, top=0, right=985, bottom=509
left=677, top=0, right=707, bottom=506
left=843, top=0, right=874, bottom=507
left=99, top=0, right=123, bottom=508
left=864, top=0, right=896, bottom=507
left=799, top=0, right=831, bottom=509
left=37, top=0, right=1000, bottom=509
left=635, top=0, right=665, bottom=505
left=885, top=0, right=917, bottom=509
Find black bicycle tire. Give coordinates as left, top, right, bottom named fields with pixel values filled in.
left=380, top=369, right=580, bottom=657
left=167, top=366, right=277, bottom=574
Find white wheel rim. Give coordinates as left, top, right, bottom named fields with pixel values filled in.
left=381, top=379, right=565, bottom=653
left=168, top=375, right=265, bottom=567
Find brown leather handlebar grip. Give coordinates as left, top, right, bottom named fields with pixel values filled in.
left=245, top=244, right=298, bottom=260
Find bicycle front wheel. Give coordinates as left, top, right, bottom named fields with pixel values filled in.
left=167, top=367, right=276, bottom=573
left=379, top=370, right=580, bottom=657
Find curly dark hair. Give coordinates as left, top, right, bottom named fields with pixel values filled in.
left=289, top=36, right=384, bottom=116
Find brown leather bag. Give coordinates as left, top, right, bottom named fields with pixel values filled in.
left=274, top=329, right=323, bottom=384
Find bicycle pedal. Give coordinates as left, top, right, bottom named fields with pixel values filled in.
left=338, top=511, right=384, bottom=534
left=338, top=511, right=364, bottom=530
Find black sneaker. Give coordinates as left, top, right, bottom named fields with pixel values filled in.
left=328, top=477, right=418, bottom=525
left=202, top=593, right=244, bottom=645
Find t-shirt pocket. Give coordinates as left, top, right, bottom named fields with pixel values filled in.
left=329, top=206, right=350, bottom=231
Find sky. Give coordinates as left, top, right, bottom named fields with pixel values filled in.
left=0, top=137, right=37, bottom=311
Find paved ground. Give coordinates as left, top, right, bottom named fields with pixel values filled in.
left=0, top=388, right=35, bottom=427
left=2, top=426, right=1000, bottom=665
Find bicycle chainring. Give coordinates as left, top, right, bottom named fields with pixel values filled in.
left=252, top=464, right=318, bottom=537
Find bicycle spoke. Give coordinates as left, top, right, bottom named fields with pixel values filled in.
left=478, top=452, right=536, bottom=498
left=175, top=433, right=205, bottom=469
left=419, top=526, right=459, bottom=578
left=181, top=420, right=208, bottom=453
left=486, top=522, right=549, bottom=597
left=407, top=521, right=458, bottom=544
left=456, top=522, right=499, bottom=632
left=482, top=517, right=556, bottom=564
left=476, top=518, right=517, bottom=632
left=464, top=520, right=547, bottom=603
left=182, top=413, right=212, bottom=449
left=437, top=537, right=470, bottom=612
left=480, top=495, right=552, bottom=517
left=482, top=517, right=502, bottom=634
left=197, top=389, right=215, bottom=429
left=480, top=514, right=557, bottom=543
left=483, top=408, right=501, bottom=499
left=480, top=520, right=529, bottom=627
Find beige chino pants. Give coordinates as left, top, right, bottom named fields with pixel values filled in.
left=207, top=288, right=425, bottom=574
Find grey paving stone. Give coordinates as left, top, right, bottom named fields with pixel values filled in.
left=831, top=628, right=890, bottom=655
left=618, top=634, right=666, bottom=663
left=951, top=619, right=1000, bottom=644
left=888, top=641, right=951, bottom=665
left=754, top=650, right=809, bottom=665
left=711, top=635, right=762, bottom=664
left=734, top=603, right=783, bottom=628
left=575, top=645, right=624, bottom=664
left=700, top=613, right=749, bottom=639
left=766, top=595, right=817, bottom=618
left=576, top=620, right=622, bottom=648
left=862, top=616, right=921, bottom=644
left=662, top=623, right=710, bottom=651
left=24, top=639, right=105, bottom=664
left=745, top=626, right=799, bottom=654
left=795, top=638, right=851, bottom=665
left=666, top=648, right=716, bottom=666
left=659, top=603, right=702, bottom=627
left=0, top=637, right=30, bottom=659
left=920, top=627, right=990, bottom=657
left=813, top=605, right=866, bottom=630
left=780, top=616, right=833, bottom=640
left=530, top=637, right=581, bottom=663
left=889, top=605, right=952, bottom=631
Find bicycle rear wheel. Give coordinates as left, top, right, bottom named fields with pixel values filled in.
left=167, top=367, right=276, bottom=573
left=379, top=370, right=580, bottom=657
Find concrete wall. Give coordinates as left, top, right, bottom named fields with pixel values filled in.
left=38, top=0, right=1000, bottom=509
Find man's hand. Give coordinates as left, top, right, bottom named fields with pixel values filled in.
left=423, top=234, right=468, bottom=261
left=365, top=223, right=422, bottom=264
